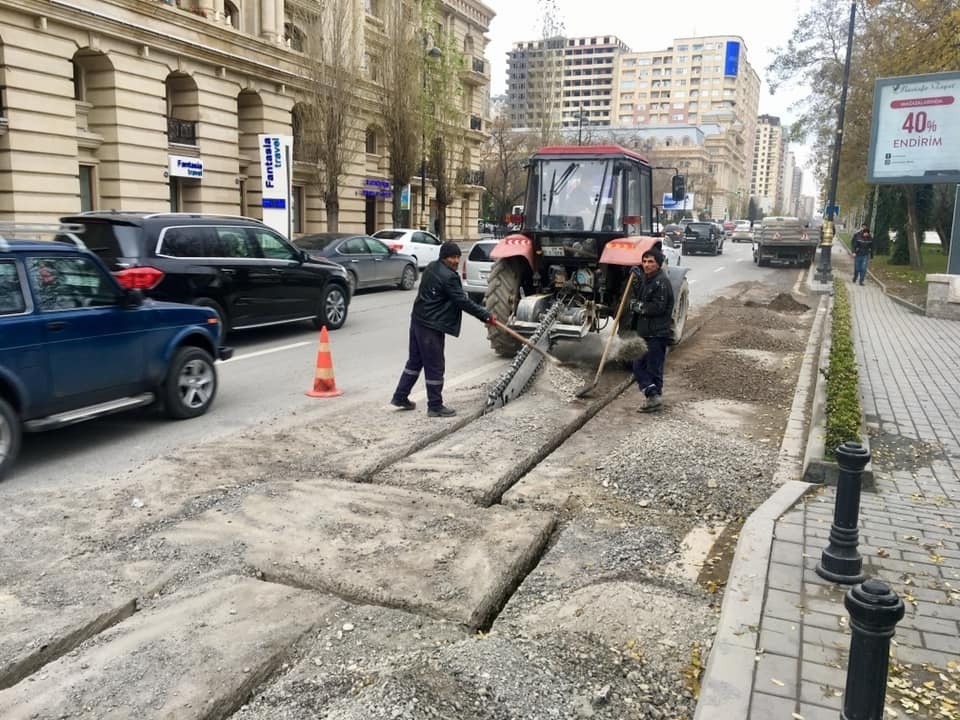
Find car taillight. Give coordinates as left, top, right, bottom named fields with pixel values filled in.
left=389, top=243, right=403, bottom=251
left=113, top=266, right=164, bottom=290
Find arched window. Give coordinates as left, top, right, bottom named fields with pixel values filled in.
left=365, top=127, right=378, bottom=154
left=224, top=0, right=240, bottom=29
left=284, top=22, right=304, bottom=52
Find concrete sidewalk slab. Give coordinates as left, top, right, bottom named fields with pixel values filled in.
left=0, top=575, right=324, bottom=719
left=162, top=479, right=556, bottom=631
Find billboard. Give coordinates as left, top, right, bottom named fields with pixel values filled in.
left=723, top=41, right=740, bottom=77
left=258, top=134, right=293, bottom=236
left=866, top=71, right=960, bottom=184
left=662, top=192, right=695, bottom=211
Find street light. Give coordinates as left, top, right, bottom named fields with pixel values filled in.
left=420, top=34, right=442, bottom=218
left=577, top=107, right=587, bottom=146
left=815, top=2, right=856, bottom=283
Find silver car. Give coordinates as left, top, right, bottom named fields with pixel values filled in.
left=460, top=238, right=497, bottom=301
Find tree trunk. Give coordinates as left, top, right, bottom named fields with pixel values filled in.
left=905, top=190, right=923, bottom=271
left=390, top=184, right=404, bottom=227
left=436, top=206, right=446, bottom=240
left=325, top=190, right=340, bottom=232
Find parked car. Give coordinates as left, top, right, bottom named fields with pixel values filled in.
left=0, top=231, right=231, bottom=480
left=60, top=212, right=352, bottom=337
left=460, top=238, right=497, bottom=301
left=681, top=221, right=724, bottom=256
left=371, top=228, right=442, bottom=269
left=292, top=233, right=418, bottom=295
left=731, top=219, right=754, bottom=243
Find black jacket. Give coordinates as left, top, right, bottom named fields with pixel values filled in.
left=630, top=266, right=675, bottom=339
left=852, top=231, right=873, bottom=257
left=412, top=260, right=490, bottom=337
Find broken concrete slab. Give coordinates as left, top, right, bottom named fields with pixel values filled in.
left=372, top=383, right=591, bottom=506
left=161, top=480, right=555, bottom=632
left=0, top=575, right=324, bottom=720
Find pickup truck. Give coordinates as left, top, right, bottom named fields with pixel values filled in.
left=752, top=216, right=818, bottom=267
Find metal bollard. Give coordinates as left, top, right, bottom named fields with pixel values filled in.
left=841, top=579, right=905, bottom=720
left=817, top=441, right=870, bottom=584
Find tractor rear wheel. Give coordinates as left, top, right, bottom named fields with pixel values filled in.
left=484, top=258, right=527, bottom=357
left=671, top=278, right=690, bottom=345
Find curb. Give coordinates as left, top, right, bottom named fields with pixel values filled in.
left=694, top=282, right=831, bottom=718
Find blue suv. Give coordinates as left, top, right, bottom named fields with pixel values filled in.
left=0, top=231, right=232, bottom=480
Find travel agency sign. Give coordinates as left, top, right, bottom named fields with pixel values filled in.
left=866, top=71, right=960, bottom=184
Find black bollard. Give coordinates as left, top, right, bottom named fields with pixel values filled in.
left=817, top=441, right=870, bottom=584
left=841, top=579, right=905, bottom=720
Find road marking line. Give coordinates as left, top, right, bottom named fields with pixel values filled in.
left=713, top=266, right=725, bottom=273
left=224, top=341, right=313, bottom=363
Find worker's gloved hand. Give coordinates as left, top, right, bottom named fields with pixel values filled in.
left=629, top=300, right=643, bottom=313
left=630, top=266, right=644, bottom=279
left=486, top=313, right=497, bottom=326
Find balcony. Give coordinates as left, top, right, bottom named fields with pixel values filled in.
left=456, top=168, right=485, bottom=186
left=469, top=115, right=482, bottom=132
left=461, top=56, right=489, bottom=86
left=167, top=117, right=197, bottom=145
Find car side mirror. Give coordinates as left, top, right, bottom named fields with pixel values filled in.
left=300, top=250, right=312, bottom=263
left=122, top=288, right=144, bottom=308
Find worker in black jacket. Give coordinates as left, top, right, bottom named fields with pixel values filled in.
left=391, top=241, right=495, bottom=417
left=629, top=246, right=675, bottom=412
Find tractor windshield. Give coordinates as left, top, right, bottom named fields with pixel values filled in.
left=526, top=159, right=616, bottom=233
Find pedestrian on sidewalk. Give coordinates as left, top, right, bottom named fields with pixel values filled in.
left=391, top=241, right=495, bottom=418
left=629, top=246, right=675, bottom=413
left=852, top=223, right=874, bottom=285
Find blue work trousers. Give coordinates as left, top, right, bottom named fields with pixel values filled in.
left=392, top=321, right=446, bottom=409
left=633, top=337, right=668, bottom=397
left=853, top=255, right=868, bottom=284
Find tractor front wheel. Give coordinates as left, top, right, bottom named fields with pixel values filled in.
left=484, top=258, right=528, bottom=357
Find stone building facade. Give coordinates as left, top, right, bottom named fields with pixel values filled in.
left=0, top=0, right=493, bottom=238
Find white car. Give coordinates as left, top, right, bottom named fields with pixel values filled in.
left=371, top=228, right=442, bottom=269
left=460, top=238, right=497, bottom=301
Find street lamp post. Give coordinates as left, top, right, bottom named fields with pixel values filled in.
left=420, top=34, right=442, bottom=219
left=577, top=108, right=585, bottom=146
left=815, top=2, right=856, bottom=284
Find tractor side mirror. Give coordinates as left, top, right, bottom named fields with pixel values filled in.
left=671, top=175, right=686, bottom=203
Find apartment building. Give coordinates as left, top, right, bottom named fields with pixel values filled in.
left=506, top=34, right=629, bottom=131
left=0, top=0, right=494, bottom=237
left=751, top=114, right=787, bottom=214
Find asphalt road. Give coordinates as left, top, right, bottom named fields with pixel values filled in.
left=3, top=239, right=803, bottom=491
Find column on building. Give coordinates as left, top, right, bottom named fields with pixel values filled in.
left=191, top=70, right=244, bottom=214
left=260, top=0, right=277, bottom=42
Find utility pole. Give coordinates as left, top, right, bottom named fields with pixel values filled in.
left=815, top=2, right=856, bottom=283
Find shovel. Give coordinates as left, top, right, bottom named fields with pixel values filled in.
left=575, top=271, right=635, bottom=398
left=493, top=319, right=568, bottom=367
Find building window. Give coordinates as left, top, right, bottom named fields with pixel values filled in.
left=79, top=165, right=95, bottom=211
left=224, top=0, right=239, bottom=28
left=365, top=126, right=377, bottom=154
left=291, top=185, right=304, bottom=234
left=72, top=62, right=85, bottom=101
left=285, top=22, right=305, bottom=51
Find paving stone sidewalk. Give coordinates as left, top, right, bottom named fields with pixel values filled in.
left=745, top=278, right=960, bottom=719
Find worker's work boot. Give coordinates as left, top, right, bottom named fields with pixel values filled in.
left=428, top=405, right=456, bottom=418
left=390, top=398, right=416, bottom=411
left=639, top=394, right=662, bottom=413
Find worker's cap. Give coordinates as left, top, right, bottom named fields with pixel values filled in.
left=439, top=241, right=462, bottom=259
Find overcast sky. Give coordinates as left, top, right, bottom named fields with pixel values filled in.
left=482, top=0, right=817, bottom=194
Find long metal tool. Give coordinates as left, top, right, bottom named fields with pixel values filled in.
left=493, top=319, right=567, bottom=366
left=575, top=271, right=634, bottom=398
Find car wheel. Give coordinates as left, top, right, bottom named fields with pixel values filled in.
left=192, top=298, right=227, bottom=342
left=314, top=283, right=348, bottom=330
left=0, top=396, right=22, bottom=481
left=162, top=347, right=217, bottom=420
left=399, top=264, right=417, bottom=291
left=347, top=271, right=358, bottom=296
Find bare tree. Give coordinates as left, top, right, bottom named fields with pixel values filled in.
left=421, top=0, right=465, bottom=240
left=481, top=116, right=528, bottom=226
left=380, top=0, right=422, bottom=227
left=292, top=0, right=362, bottom=231
left=525, top=0, right=565, bottom=145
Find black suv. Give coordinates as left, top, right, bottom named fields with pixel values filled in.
left=60, top=212, right=351, bottom=337
left=681, top=221, right=724, bottom=256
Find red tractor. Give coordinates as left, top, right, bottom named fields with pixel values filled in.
left=483, top=144, right=690, bottom=358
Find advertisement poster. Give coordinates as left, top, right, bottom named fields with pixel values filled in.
left=662, top=192, right=695, bottom=211
left=258, top=134, right=293, bottom=236
left=867, top=71, right=960, bottom=184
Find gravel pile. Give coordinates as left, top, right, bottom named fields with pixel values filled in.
left=722, top=327, right=803, bottom=353
left=681, top=350, right=792, bottom=404
left=598, top=416, right=778, bottom=522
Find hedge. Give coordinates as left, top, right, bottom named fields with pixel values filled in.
left=824, top=279, right=862, bottom=458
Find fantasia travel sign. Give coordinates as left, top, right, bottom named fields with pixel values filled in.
left=867, top=71, right=960, bottom=184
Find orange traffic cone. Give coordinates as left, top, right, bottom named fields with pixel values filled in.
left=305, top=325, right=343, bottom=398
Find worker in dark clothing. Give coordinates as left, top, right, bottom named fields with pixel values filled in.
left=391, top=241, right=495, bottom=417
left=629, top=246, right=675, bottom=413
left=851, top=223, right=873, bottom=286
